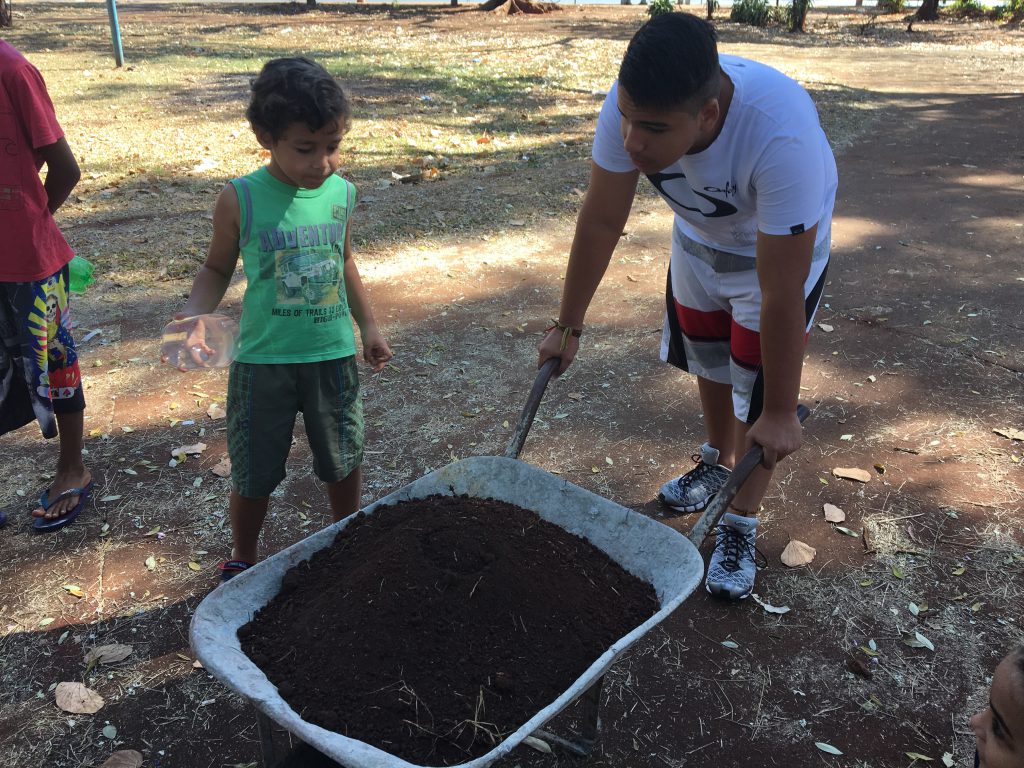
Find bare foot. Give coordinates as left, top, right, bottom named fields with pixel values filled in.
left=33, top=469, right=93, bottom=520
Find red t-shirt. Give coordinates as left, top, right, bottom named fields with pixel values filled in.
left=0, top=41, right=74, bottom=282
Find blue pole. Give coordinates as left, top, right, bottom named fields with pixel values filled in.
left=105, top=0, right=125, bottom=68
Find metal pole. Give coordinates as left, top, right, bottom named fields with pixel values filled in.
left=105, top=0, right=124, bottom=68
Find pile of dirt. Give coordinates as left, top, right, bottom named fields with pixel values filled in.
left=239, top=494, right=658, bottom=765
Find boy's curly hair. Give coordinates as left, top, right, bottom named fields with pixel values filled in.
left=246, top=57, right=351, bottom=141
left=618, top=13, right=721, bottom=115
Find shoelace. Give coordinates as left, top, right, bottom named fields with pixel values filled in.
left=677, top=457, right=725, bottom=491
left=708, top=525, right=768, bottom=573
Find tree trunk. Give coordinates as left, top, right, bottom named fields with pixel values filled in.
left=705, top=0, right=715, bottom=19
left=789, top=0, right=809, bottom=31
left=0, top=0, right=12, bottom=28
left=915, top=0, right=940, bottom=20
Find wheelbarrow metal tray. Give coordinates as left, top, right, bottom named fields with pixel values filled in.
left=190, top=456, right=704, bottom=768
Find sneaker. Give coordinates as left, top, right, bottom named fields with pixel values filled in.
left=705, top=512, right=760, bottom=600
left=658, top=443, right=731, bottom=513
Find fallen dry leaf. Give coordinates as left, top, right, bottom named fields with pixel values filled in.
left=211, top=456, right=231, bottom=478
left=751, top=593, right=791, bottom=615
left=815, top=741, right=843, bottom=756
left=55, top=681, right=105, bottom=713
left=171, top=442, right=207, bottom=459
left=100, top=750, right=144, bottom=768
left=846, top=655, right=874, bottom=679
left=832, top=467, right=871, bottom=483
left=207, top=402, right=226, bottom=420
left=781, top=539, right=816, bottom=567
left=994, top=427, right=1024, bottom=441
left=904, top=631, right=936, bottom=651
left=522, top=735, right=552, bottom=754
left=85, top=643, right=133, bottom=665
left=823, top=503, right=846, bottom=523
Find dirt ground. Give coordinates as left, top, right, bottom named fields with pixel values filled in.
left=1, top=3, right=1023, bottom=768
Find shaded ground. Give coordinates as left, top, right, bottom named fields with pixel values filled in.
left=1, top=4, right=1022, bottom=768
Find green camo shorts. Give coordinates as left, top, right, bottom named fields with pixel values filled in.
left=227, top=356, right=363, bottom=498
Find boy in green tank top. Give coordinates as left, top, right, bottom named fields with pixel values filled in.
left=170, top=57, right=392, bottom=580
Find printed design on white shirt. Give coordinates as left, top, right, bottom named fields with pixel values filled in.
left=648, top=172, right=738, bottom=219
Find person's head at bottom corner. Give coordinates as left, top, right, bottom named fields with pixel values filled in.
left=971, top=645, right=1024, bottom=768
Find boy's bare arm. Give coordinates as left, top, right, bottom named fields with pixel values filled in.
left=180, top=185, right=241, bottom=316
left=341, top=226, right=392, bottom=372
left=746, top=225, right=817, bottom=468
left=538, top=162, right=639, bottom=372
left=38, top=138, right=81, bottom=214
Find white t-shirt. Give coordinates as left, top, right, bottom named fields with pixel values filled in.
left=592, top=55, right=838, bottom=257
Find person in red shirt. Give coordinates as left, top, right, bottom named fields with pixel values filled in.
left=0, top=39, right=91, bottom=532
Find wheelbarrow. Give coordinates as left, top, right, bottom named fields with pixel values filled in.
left=190, top=359, right=806, bottom=768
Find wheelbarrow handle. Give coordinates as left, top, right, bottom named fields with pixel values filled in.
left=505, top=357, right=560, bottom=460
left=686, top=404, right=811, bottom=547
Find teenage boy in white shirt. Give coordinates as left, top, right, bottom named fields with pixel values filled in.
left=538, top=13, right=837, bottom=600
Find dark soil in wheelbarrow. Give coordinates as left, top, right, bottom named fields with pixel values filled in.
left=239, top=494, right=659, bottom=766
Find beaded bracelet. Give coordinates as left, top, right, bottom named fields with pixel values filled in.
left=545, top=319, right=583, bottom=351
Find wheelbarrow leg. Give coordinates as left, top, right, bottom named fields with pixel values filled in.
left=532, top=675, right=603, bottom=757
left=256, top=709, right=280, bottom=768
left=256, top=708, right=302, bottom=768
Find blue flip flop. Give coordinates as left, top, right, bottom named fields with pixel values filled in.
left=218, top=559, right=254, bottom=582
left=0, top=510, right=7, bottom=528
left=33, top=481, right=94, bottom=533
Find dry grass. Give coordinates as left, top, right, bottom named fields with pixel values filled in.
left=2, top=3, right=1023, bottom=767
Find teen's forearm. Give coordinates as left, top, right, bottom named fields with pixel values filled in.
left=558, top=217, right=623, bottom=328
left=41, top=138, right=81, bottom=214
left=758, top=292, right=806, bottom=416
left=343, top=258, right=378, bottom=333
left=181, top=265, right=232, bottom=316
left=45, top=169, right=79, bottom=213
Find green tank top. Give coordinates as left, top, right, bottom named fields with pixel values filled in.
left=230, top=167, right=358, bottom=364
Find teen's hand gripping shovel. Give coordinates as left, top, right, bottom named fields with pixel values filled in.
left=687, top=404, right=811, bottom=550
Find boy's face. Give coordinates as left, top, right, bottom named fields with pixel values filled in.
left=616, top=85, right=720, bottom=175
left=971, top=656, right=1024, bottom=768
left=258, top=121, right=344, bottom=190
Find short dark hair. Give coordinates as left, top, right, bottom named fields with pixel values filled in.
left=246, top=56, right=351, bottom=141
left=618, top=14, right=721, bottom=114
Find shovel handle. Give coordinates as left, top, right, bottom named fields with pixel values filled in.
left=686, top=404, right=811, bottom=547
left=505, top=358, right=560, bottom=460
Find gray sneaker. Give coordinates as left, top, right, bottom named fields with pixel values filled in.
left=658, top=443, right=731, bottom=513
left=705, top=512, right=759, bottom=600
